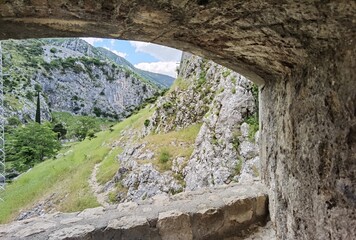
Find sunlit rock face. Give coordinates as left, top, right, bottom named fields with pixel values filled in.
left=0, top=1, right=355, bottom=239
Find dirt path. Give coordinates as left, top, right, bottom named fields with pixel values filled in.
left=88, top=162, right=111, bottom=208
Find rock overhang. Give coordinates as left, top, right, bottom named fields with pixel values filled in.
left=0, top=1, right=354, bottom=85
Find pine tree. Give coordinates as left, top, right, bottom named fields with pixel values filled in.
left=35, top=91, right=41, bottom=124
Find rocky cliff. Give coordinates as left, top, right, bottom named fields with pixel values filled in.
left=1, top=38, right=173, bottom=122
left=106, top=53, right=260, bottom=203
left=3, top=53, right=262, bottom=222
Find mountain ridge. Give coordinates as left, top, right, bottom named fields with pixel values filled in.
left=1, top=38, right=174, bottom=122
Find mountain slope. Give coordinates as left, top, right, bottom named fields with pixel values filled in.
left=0, top=53, right=260, bottom=223
left=1, top=38, right=168, bottom=121
left=97, top=46, right=175, bottom=88
left=43, top=38, right=175, bottom=88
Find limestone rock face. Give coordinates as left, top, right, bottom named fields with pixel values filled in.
left=183, top=71, right=258, bottom=190
left=107, top=53, right=259, bottom=203
left=114, top=143, right=183, bottom=202
left=260, top=49, right=356, bottom=239
left=150, top=53, right=260, bottom=190
left=1, top=38, right=161, bottom=122
left=148, top=53, right=215, bottom=133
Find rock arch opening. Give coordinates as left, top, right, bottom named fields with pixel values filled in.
left=0, top=1, right=355, bottom=239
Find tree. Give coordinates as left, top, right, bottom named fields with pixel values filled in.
left=35, top=91, right=41, bottom=124
left=52, top=123, right=67, bottom=139
left=6, top=123, right=61, bottom=171
left=72, top=116, right=99, bottom=140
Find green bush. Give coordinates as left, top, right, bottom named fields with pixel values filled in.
left=93, top=107, right=102, bottom=117
left=245, top=113, right=259, bottom=142
left=223, top=70, right=231, bottom=78
left=52, top=123, right=67, bottom=139
left=7, top=116, right=21, bottom=126
left=25, top=91, right=34, bottom=101
left=87, top=129, right=96, bottom=140
left=50, top=48, right=57, bottom=54
left=162, top=101, right=173, bottom=109
left=144, top=119, right=150, bottom=127
left=159, top=149, right=171, bottom=164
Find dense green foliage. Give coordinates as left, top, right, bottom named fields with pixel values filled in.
left=5, top=123, right=61, bottom=171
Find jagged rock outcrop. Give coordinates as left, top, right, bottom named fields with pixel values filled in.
left=115, top=143, right=182, bottom=202
left=148, top=53, right=260, bottom=190
left=108, top=53, right=260, bottom=203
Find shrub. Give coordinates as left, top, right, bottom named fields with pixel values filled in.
left=87, top=129, right=96, bottom=140
left=223, top=70, right=231, bottom=78
left=50, top=47, right=57, bottom=54
left=231, top=129, right=241, bottom=150
left=159, top=149, right=171, bottom=164
left=93, top=107, right=102, bottom=117
left=25, top=91, right=34, bottom=101
left=245, top=113, right=259, bottom=142
left=7, top=116, right=21, bottom=126
left=144, top=119, right=150, bottom=127
left=72, top=116, right=99, bottom=141
left=52, top=123, right=67, bottom=139
left=162, top=101, right=173, bottom=109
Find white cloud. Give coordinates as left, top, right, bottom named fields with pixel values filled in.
left=130, top=41, right=182, bottom=62
left=103, top=47, right=128, bottom=58
left=135, top=61, right=179, bottom=78
left=80, top=37, right=104, bottom=46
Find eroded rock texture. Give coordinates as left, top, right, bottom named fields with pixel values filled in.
left=0, top=1, right=353, bottom=85
left=260, top=46, right=356, bottom=239
left=0, top=1, right=355, bottom=239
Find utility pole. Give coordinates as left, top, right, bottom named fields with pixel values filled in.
left=0, top=41, right=5, bottom=201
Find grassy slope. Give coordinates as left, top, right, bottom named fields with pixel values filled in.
left=0, top=103, right=202, bottom=223
left=0, top=106, right=154, bottom=223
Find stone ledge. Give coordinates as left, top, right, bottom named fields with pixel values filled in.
left=0, top=182, right=269, bottom=240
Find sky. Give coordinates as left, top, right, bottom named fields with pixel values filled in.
left=81, top=38, right=182, bottom=78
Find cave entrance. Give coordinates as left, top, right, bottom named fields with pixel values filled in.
left=0, top=1, right=354, bottom=239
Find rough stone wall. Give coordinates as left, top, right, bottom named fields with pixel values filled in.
left=0, top=183, right=269, bottom=240
left=260, top=44, right=356, bottom=239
